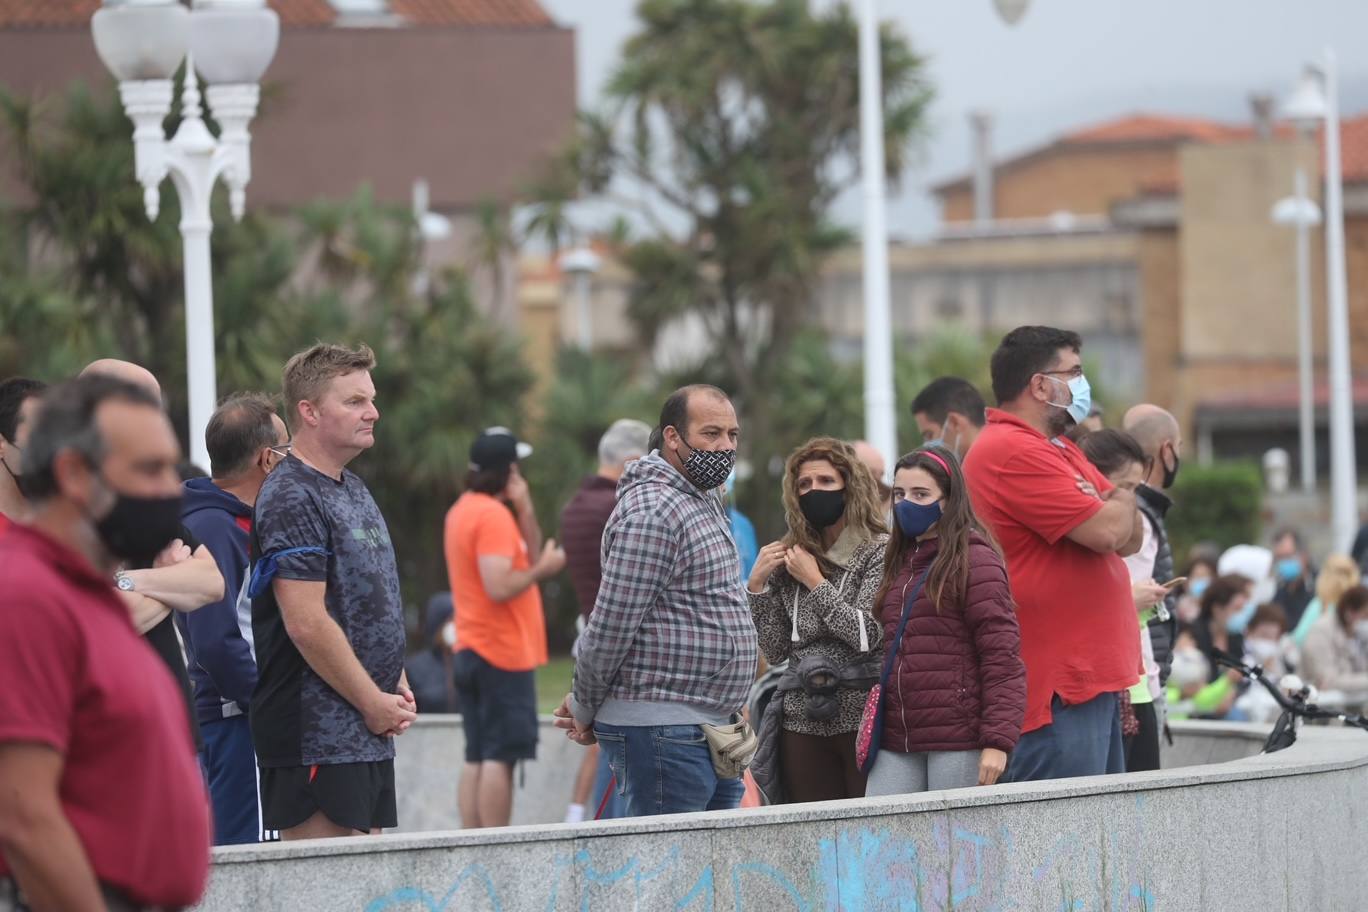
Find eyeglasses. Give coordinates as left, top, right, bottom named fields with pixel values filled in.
left=268, top=444, right=293, bottom=458
left=1038, top=366, right=1085, bottom=379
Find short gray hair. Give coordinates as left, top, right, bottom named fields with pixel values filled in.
left=598, top=419, right=651, bottom=468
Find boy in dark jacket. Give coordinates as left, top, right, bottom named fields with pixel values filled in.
left=179, top=394, right=289, bottom=845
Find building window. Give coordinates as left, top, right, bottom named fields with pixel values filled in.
left=936, top=297, right=963, bottom=320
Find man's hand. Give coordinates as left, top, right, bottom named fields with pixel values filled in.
left=153, top=538, right=192, bottom=568
left=505, top=467, right=533, bottom=512
left=1132, top=579, right=1169, bottom=610
left=387, top=684, right=418, bottom=736
left=553, top=693, right=596, bottom=745
left=784, top=545, right=825, bottom=591
left=747, top=542, right=788, bottom=594
left=534, top=539, right=567, bottom=580
left=363, top=691, right=417, bottom=738
left=978, top=748, right=1008, bottom=786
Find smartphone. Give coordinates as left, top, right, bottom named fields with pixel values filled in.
left=1161, top=577, right=1187, bottom=591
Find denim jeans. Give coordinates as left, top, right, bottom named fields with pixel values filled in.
left=590, top=743, right=624, bottom=819
left=593, top=722, right=745, bottom=817
left=1004, top=691, right=1125, bottom=783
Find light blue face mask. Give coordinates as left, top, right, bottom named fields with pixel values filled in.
left=1045, top=373, right=1092, bottom=425
left=1227, top=598, right=1258, bottom=634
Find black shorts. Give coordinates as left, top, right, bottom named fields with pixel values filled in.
left=260, top=760, right=397, bottom=833
left=452, top=648, right=538, bottom=764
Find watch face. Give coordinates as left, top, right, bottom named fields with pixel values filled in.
left=116, top=575, right=134, bottom=592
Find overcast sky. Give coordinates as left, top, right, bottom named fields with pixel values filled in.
left=539, top=0, right=1368, bottom=239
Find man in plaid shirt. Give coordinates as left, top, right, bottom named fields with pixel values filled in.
left=555, top=385, right=757, bottom=816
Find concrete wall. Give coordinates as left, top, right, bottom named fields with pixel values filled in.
left=394, top=715, right=1269, bottom=833
left=195, top=721, right=1368, bottom=911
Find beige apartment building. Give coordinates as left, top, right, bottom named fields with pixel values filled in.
left=525, top=110, right=1368, bottom=474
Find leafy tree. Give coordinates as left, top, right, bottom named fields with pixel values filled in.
left=0, top=81, right=533, bottom=618
left=532, top=0, right=931, bottom=535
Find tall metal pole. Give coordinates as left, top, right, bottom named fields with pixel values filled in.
left=1293, top=167, right=1317, bottom=494
left=1321, top=49, right=1359, bottom=552
left=856, top=0, right=897, bottom=478
left=575, top=270, right=594, bottom=351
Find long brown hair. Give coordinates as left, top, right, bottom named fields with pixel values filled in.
left=779, top=437, right=887, bottom=576
left=876, top=446, right=1001, bottom=614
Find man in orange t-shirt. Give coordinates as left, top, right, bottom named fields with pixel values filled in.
left=444, top=427, right=565, bottom=828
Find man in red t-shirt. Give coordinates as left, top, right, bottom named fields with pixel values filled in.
left=0, top=375, right=210, bottom=910
left=962, top=326, right=1143, bottom=782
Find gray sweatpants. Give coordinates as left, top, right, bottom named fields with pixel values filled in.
left=864, top=749, right=980, bottom=796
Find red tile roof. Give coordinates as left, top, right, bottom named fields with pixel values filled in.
left=0, top=0, right=552, bottom=29
left=1335, top=114, right=1368, bottom=184
left=934, top=111, right=1368, bottom=196
left=1062, top=113, right=1252, bottom=146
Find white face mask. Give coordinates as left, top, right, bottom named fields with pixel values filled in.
left=1245, top=638, right=1280, bottom=664
left=1171, top=648, right=1210, bottom=690
left=1354, top=619, right=1368, bottom=642
left=442, top=621, right=456, bottom=649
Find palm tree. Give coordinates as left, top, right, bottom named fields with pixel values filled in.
left=469, top=197, right=517, bottom=318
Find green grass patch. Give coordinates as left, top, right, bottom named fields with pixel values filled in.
left=537, top=654, right=576, bottom=714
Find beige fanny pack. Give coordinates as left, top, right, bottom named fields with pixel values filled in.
left=701, top=714, right=758, bottom=779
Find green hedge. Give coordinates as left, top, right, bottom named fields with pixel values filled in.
left=1166, top=461, right=1265, bottom=564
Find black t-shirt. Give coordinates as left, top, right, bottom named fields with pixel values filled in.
left=250, top=456, right=405, bottom=767
left=137, top=525, right=203, bottom=751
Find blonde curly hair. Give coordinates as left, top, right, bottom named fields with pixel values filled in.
left=779, top=437, right=887, bottom=573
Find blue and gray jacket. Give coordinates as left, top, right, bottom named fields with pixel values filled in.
left=178, top=477, right=258, bottom=724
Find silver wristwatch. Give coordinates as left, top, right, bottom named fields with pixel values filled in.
left=115, top=571, right=135, bottom=592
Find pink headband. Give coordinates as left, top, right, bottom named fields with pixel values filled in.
left=920, top=449, right=951, bottom=475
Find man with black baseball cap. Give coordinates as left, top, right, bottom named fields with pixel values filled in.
left=444, top=427, right=564, bottom=828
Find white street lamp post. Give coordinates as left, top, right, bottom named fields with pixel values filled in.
left=1271, top=171, right=1322, bottom=494
left=561, top=247, right=601, bottom=352
left=1283, top=51, right=1360, bottom=552
left=855, top=0, right=1027, bottom=478
left=91, top=0, right=279, bottom=471
left=856, top=0, right=896, bottom=479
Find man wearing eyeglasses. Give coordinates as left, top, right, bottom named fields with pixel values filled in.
left=179, top=392, right=290, bottom=845
left=962, top=326, right=1143, bottom=783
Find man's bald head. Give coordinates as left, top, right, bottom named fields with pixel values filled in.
left=850, top=440, right=886, bottom=482
left=81, top=359, right=161, bottom=404
left=1122, top=404, right=1180, bottom=457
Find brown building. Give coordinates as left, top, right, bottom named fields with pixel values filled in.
left=925, top=110, right=1368, bottom=477
left=0, top=0, right=576, bottom=318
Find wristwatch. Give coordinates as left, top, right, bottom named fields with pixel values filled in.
left=115, top=572, right=135, bottom=592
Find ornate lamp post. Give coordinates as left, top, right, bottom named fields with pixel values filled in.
left=91, top=0, right=279, bottom=469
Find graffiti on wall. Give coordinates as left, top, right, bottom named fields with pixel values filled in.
left=365, top=796, right=1158, bottom=912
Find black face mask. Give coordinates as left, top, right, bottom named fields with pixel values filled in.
left=1161, top=446, right=1181, bottom=490
left=92, top=477, right=183, bottom=565
left=798, top=488, right=846, bottom=530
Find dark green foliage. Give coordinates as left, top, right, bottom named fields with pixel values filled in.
left=1167, top=461, right=1266, bottom=562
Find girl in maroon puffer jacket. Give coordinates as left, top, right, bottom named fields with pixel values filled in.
left=865, top=447, right=1026, bottom=796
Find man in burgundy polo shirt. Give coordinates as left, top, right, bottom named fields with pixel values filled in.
left=0, top=375, right=210, bottom=911
left=963, top=326, right=1143, bottom=782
